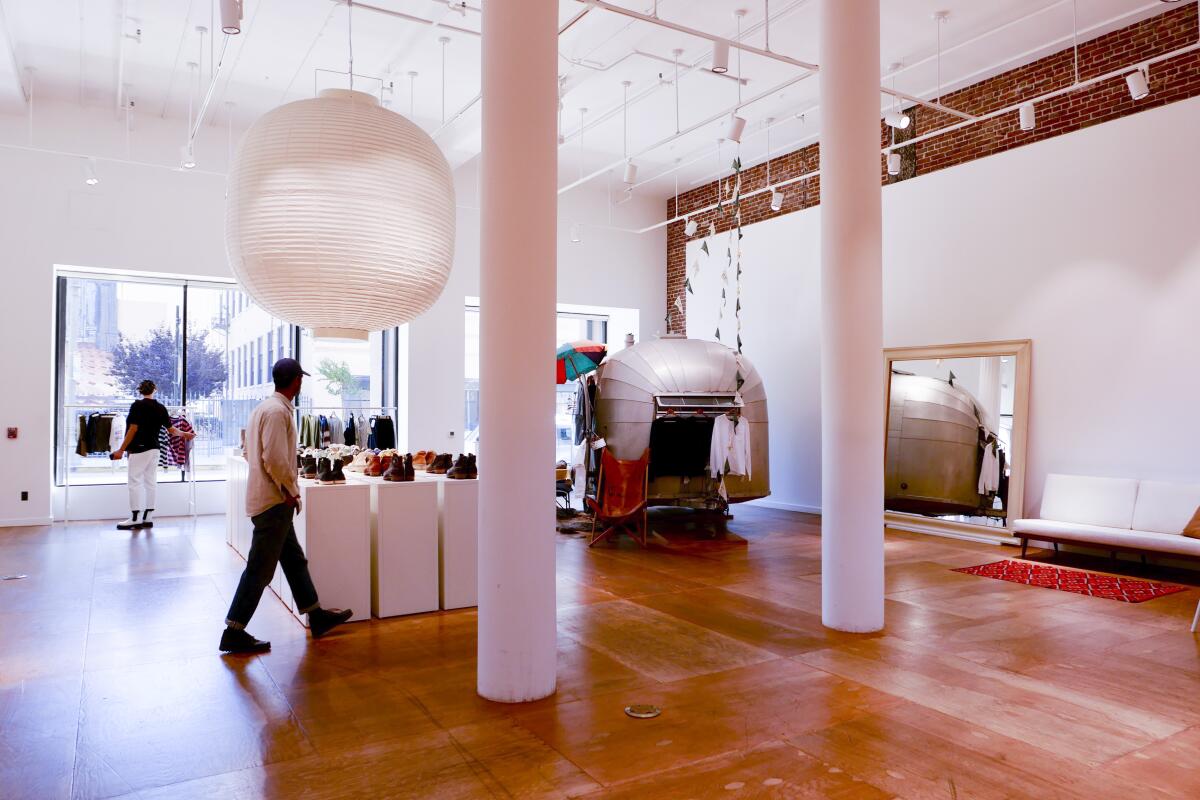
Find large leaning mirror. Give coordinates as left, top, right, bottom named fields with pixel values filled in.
left=883, top=340, right=1031, bottom=543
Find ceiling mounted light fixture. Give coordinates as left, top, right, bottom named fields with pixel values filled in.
left=219, top=0, right=243, bottom=35
left=684, top=218, right=698, bottom=237
left=770, top=188, right=783, bottom=211
left=884, top=110, right=910, bottom=129
left=570, top=222, right=582, bottom=244
left=725, top=113, right=747, bottom=143
left=886, top=152, right=901, bottom=176
left=620, top=80, right=637, bottom=184
left=84, top=157, right=99, bottom=185
left=1019, top=101, right=1036, bottom=131
left=711, top=39, right=730, bottom=73
left=180, top=143, right=197, bottom=169
left=623, top=160, right=638, bottom=184
left=1126, top=68, right=1150, bottom=100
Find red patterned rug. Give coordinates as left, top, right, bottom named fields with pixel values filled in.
left=953, top=559, right=1189, bottom=603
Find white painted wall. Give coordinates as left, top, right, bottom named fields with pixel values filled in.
left=689, top=95, right=1200, bottom=518
left=0, top=99, right=666, bottom=525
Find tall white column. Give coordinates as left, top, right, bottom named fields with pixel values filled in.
left=476, top=0, right=558, bottom=702
left=819, top=0, right=885, bottom=633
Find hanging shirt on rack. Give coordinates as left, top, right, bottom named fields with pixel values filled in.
left=158, top=416, right=194, bottom=468
left=328, top=414, right=345, bottom=446
left=109, top=414, right=126, bottom=454
left=708, top=413, right=751, bottom=480
left=344, top=415, right=356, bottom=447
left=370, top=415, right=396, bottom=450
left=299, top=414, right=321, bottom=449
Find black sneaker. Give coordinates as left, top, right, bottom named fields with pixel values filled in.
left=309, top=607, right=353, bottom=638
left=219, top=628, right=271, bottom=654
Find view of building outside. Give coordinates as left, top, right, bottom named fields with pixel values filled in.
left=463, top=306, right=607, bottom=464
left=57, top=275, right=291, bottom=485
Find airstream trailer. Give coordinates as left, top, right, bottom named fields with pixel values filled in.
left=593, top=336, right=769, bottom=508
left=885, top=372, right=1004, bottom=517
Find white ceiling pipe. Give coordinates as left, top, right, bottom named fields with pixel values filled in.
left=187, top=35, right=232, bottom=146
left=577, top=0, right=820, bottom=72
left=562, top=48, right=748, bottom=86
left=882, top=40, right=1200, bottom=157
left=342, top=0, right=480, bottom=38
left=557, top=72, right=811, bottom=195
left=640, top=166, right=823, bottom=234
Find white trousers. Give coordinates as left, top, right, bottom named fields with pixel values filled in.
left=127, top=449, right=159, bottom=512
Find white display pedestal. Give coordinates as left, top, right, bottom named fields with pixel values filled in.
left=353, top=475, right=439, bottom=618
left=432, top=475, right=479, bottom=610
left=293, top=479, right=371, bottom=625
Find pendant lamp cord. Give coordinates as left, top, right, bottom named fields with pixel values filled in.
left=347, top=0, right=354, bottom=90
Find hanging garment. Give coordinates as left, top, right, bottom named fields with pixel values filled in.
left=708, top=414, right=751, bottom=480
left=109, top=414, right=126, bottom=453
left=75, top=414, right=90, bottom=456
left=978, top=433, right=1001, bottom=496
left=158, top=416, right=194, bottom=468
left=86, top=413, right=116, bottom=454
left=370, top=415, right=396, bottom=450
left=328, top=414, right=345, bottom=446
left=357, top=413, right=368, bottom=446
left=344, top=415, right=357, bottom=447
left=317, top=415, right=330, bottom=446
left=299, top=414, right=321, bottom=449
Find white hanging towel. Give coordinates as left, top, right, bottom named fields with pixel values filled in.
left=709, top=414, right=751, bottom=480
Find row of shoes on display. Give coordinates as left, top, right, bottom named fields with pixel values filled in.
left=413, top=451, right=478, bottom=479
left=297, top=445, right=357, bottom=484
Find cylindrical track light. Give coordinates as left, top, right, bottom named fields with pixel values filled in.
left=220, top=0, right=243, bottom=35
left=1019, top=101, right=1036, bottom=131
left=883, top=110, right=910, bottom=129
left=886, top=152, right=901, bottom=176
left=684, top=218, right=698, bottom=237
left=725, top=113, right=747, bottom=143
left=1126, top=68, right=1150, bottom=100
left=84, top=157, right=99, bottom=186
left=180, top=143, right=197, bottom=169
left=623, top=160, right=638, bottom=184
left=770, top=188, right=783, bottom=211
left=569, top=223, right=582, bottom=244
left=711, top=39, right=730, bottom=74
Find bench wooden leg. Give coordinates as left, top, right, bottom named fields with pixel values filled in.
left=1192, top=600, right=1200, bottom=634
left=1053, top=542, right=1059, bottom=558
left=1141, top=553, right=1148, bottom=566
left=1020, top=539, right=1028, bottom=559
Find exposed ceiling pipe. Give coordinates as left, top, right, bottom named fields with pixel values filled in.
left=160, top=0, right=200, bottom=118
left=187, top=35, right=231, bottom=146
left=557, top=72, right=811, bottom=195
left=344, top=0, right=480, bottom=38
left=884, top=40, right=1200, bottom=158
left=562, top=48, right=747, bottom=86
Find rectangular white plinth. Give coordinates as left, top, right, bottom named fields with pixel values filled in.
left=355, top=475, right=440, bottom=618
left=294, top=479, right=371, bottom=625
left=437, top=477, right=479, bottom=610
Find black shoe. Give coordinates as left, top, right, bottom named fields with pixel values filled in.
left=317, top=456, right=344, bottom=484
left=219, top=627, right=271, bottom=654
left=309, top=607, right=353, bottom=638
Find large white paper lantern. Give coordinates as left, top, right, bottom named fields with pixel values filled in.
left=226, top=88, right=455, bottom=340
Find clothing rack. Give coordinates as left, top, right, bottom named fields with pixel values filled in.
left=296, top=405, right=399, bottom=449
left=61, top=402, right=198, bottom=524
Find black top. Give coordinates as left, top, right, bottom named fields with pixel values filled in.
left=126, top=398, right=171, bottom=454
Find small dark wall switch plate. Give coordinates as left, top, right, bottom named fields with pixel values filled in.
left=5, top=428, right=15, bottom=439
left=20, top=491, right=28, bottom=501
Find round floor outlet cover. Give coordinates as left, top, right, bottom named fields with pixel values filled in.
left=624, top=704, right=661, bottom=719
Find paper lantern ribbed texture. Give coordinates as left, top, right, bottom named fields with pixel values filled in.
left=225, top=89, right=455, bottom=340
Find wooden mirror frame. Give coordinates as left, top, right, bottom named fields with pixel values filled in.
left=883, top=339, right=1032, bottom=545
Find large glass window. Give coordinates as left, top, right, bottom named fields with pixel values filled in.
left=463, top=306, right=608, bottom=463
left=55, top=274, right=292, bottom=485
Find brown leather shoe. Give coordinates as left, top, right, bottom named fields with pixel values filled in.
left=447, top=454, right=470, bottom=479
left=428, top=453, right=451, bottom=474
left=382, top=453, right=405, bottom=481
left=363, top=454, right=382, bottom=477
left=403, top=453, right=415, bottom=481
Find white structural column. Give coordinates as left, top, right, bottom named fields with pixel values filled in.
left=476, top=0, right=559, bottom=702
left=818, top=0, right=885, bottom=633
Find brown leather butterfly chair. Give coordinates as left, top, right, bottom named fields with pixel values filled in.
left=586, top=448, right=650, bottom=547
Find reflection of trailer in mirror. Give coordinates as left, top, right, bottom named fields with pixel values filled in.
left=594, top=336, right=770, bottom=510
left=885, top=371, right=1006, bottom=518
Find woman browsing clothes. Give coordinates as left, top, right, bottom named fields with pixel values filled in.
left=110, top=379, right=196, bottom=530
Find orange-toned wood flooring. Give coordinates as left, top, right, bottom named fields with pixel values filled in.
left=3, top=506, right=1200, bottom=799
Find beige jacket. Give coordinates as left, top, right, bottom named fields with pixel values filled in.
left=245, top=392, right=299, bottom=517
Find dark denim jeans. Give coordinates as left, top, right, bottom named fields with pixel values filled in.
left=225, top=502, right=319, bottom=628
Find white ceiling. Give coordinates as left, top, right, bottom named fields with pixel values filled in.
left=0, top=0, right=1179, bottom=199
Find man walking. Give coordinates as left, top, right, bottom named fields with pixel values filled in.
left=220, top=357, right=353, bottom=654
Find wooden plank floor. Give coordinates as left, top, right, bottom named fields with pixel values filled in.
left=2, top=506, right=1199, bottom=799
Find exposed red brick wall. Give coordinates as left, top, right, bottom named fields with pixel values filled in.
left=665, top=3, right=1200, bottom=332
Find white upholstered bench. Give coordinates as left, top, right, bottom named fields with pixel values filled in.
left=1013, top=473, right=1200, bottom=562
